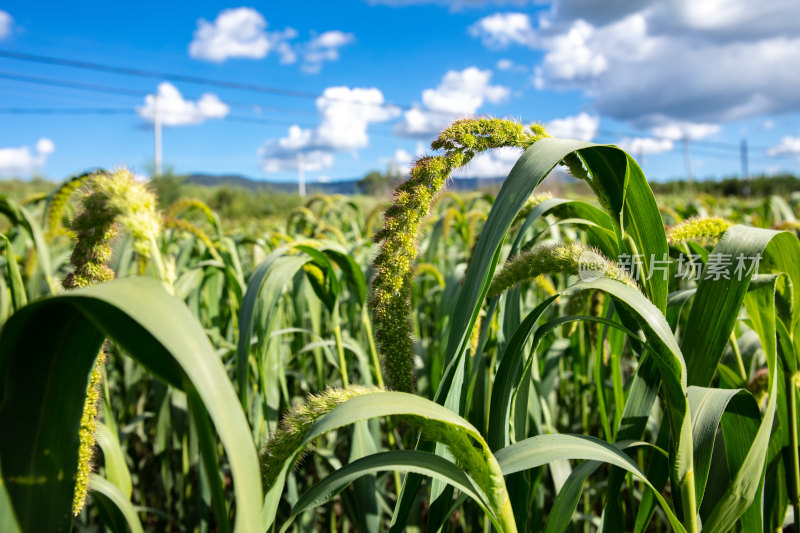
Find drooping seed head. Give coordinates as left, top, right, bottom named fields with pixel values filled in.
left=65, top=169, right=160, bottom=515
left=89, top=169, right=160, bottom=257
left=487, top=242, right=639, bottom=299
left=260, top=385, right=380, bottom=493
left=370, top=118, right=551, bottom=392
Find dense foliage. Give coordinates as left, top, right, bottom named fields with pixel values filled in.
left=2, top=119, right=800, bottom=532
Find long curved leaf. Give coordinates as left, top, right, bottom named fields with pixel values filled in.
left=0, top=277, right=261, bottom=532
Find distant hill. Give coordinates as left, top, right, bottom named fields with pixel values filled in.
left=184, top=173, right=509, bottom=195
left=185, top=173, right=358, bottom=194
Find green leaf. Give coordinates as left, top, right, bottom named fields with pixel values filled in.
left=0, top=277, right=261, bottom=532
left=281, top=451, right=489, bottom=533
left=494, top=434, right=685, bottom=533
left=0, top=234, right=26, bottom=310
left=702, top=274, right=782, bottom=532
left=90, top=474, right=145, bottom=533
left=94, top=423, right=132, bottom=499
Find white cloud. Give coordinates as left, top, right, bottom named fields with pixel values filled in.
left=310, top=30, right=354, bottom=49
left=763, top=119, right=775, bottom=130
left=472, top=2, right=800, bottom=127
left=315, top=87, right=399, bottom=149
left=137, top=83, right=229, bottom=126
left=36, top=138, right=55, bottom=155
left=546, top=112, right=598, bottom=141
left=260, top=87, right=400, bottom=172
left=366, top=0, right=535, bottom=8
left=650, top=120, right=720, bottom=141
left=455, top=146, right=522, bottom=178
left=533, top=18, right=609, bottom=87
left=0, top=11, right=12, bottom=39
left=0, top=138, right=54, bottom=177
left=496, top=59, right=514, bottom=70
left=396, top=67, right=510, bottom=136
left=469, top=12, right=536, bottom=48
left=189, top=7, right=297, bottom=63
left=302, top=30, right=356, bottom=73
left=496, top=58, right=528, bottom=72
left=616, top=136, right=674, bottom=155
left=767, top=136, right=800, bottom=157
left=423, top=67, right=509, bottom=113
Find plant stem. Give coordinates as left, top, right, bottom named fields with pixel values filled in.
left=680, top=469, right=699, bottom=533
left=610, top=345, right=625, bottom=441
left=787, top=371, right=800, bottom=528
left=362, top=308, right=385, bottom=388
left=362, top=308, right=403, bottom=500
left=730, top=331, right=748, bottom=383
left=332, top=302, right=349, bottom=387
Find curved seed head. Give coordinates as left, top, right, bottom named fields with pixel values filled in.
left=260, top=386, right=380, bottom=494
left=488, top=242, right=639, bottom=299
left=370, top=118, right=550, bottom=392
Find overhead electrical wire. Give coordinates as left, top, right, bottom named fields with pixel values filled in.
left=0, top=49, right=775, bottom=153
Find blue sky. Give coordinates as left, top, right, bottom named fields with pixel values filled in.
left=0, top=0, right=799, bottom=183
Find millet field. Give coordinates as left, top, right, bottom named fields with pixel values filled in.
left=3, top=117, right=800, bottom=532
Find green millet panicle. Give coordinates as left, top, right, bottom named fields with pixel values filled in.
left=260, top=386, right=510, bottom=522
left=89, top=169, right=160, bottom=258
left=72, top=351, right=106, bottom=514
left=370, top=118, right=550, bottom=392
left=62, top=191, right=118, bottom=289
left=165, top=197, right=217, bottom=224
left=487, top=242, right=639, bottom=299
left=260, top=386, right=380, bottom=493
left=164, top=217, right=222, bottom=262
left=400, top=414, right=508, bottom=519
left=65, top=168, right=161, bottom=516
left=666, top=216, right=733, bottom=246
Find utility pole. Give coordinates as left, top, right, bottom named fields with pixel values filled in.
left=297, top=153, right=306, bottom=197
left=740, top=138, right=750, bottom=195
left=154, top=94, right=162, bottom=177
left=682, top=137, right=693, bottom=187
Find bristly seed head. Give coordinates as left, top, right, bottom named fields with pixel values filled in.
left=65, top=168, right=161, bottom=516
left=666, top=216, right=733, bottom=246
left=260, top=386, right=380, bottom=494
left=487, top=242, right=639, bottom=299
left=369, top=118, right=551, bottom=392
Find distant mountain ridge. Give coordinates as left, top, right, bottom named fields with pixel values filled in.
left=185, top=173, right=508, bottom=195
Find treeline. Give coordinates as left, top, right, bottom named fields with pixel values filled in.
left=650, top=173, right=800, bottom=197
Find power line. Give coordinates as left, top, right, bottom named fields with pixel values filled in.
left=0, top=49, right=479, bottom=118
left=3, top=50, right=774, bottom=153
left=0, top=49, right=320, bottom=100
left=0, top=104, right=778, bottom=154
left=0, top=106, right=131, bottom=114
left=0, top=106, right=320, bottom=129
left=0, top=106, right=777, bottom=149
left=0, top=70, right=319, bottom=117
left=0, top=70, right=148, bottom=96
